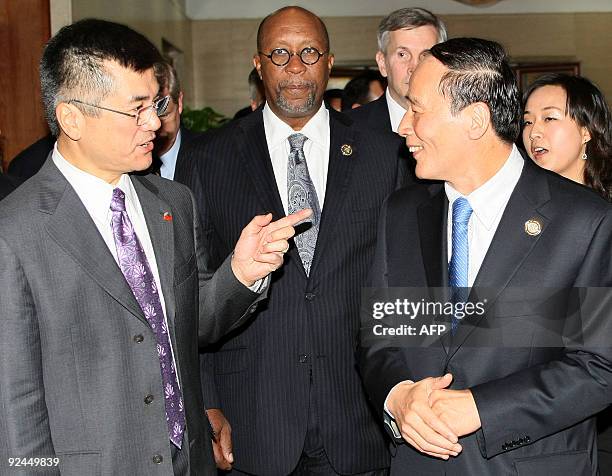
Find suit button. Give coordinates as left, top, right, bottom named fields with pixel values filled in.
left=518, top=438, right=524, bottom=444
left=299, top=354, right=309, bottom=363
left=144, top=394, right=154, bottom=405
left=152, top=454, right=163, bottom=464
left=249, top=305, right=257, bottom=314
left=133, top=334, right=144, bottom=343
left=305, top=293, right=315, bottom=301
left=525, top=436, right=531, bottom=443
left=502, top=444, right=508, bottom=450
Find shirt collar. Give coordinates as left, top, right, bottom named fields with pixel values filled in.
left=262, top=102, right=329, bottom=151
left=445, top=144, right=524, bottom=230
left=386, top=88, right=407, bottom=133
left=160, top=128, right=182, bottom=164
left=52, top=144, right=134, bottom=223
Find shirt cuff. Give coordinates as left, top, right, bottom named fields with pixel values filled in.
left=248, top=275, right=269, bottom=293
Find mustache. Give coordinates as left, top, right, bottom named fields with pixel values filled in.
left=278, top=79, right=316, bottom=89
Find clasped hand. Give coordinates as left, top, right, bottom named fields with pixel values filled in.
left=386, top=373, right=481, bottom=459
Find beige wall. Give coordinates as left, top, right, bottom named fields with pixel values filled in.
left=192, top=12, right=612, bottom=118
left=71, top=0, right=194, bottom=104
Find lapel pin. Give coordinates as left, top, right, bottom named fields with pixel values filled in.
left=163, top=212, right=173, bottom=222
left=341, top=144, right=353, bottom=156
left=524, top=218, right=541, bottom=236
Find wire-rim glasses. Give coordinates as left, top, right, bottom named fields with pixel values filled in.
left=68, top=95, right=170, bottom=126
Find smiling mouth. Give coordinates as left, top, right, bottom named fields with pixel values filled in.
left=408, top=145, right=423, bottom=153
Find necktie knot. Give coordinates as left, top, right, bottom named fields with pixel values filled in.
left=452, top=197, right=473, bottom=227
left=288, top=133, right=307, bottom=153
left=110, top=188, right=126, bottom=213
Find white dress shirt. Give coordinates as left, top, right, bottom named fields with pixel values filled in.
left=385, top=88, right=407, bottom=133
left=52, top=145, right=181, bottom=385
left=263, top=102, right=330, bottom=214
left=445, top=144, right=524, bottom=286
left=159, top=128, right=182, bottom=180
left=383, top=144, right=524, bottom=420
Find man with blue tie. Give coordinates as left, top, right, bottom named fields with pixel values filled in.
left=359, top=38, right=612, bottom=475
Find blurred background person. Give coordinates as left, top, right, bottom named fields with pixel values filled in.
left=234, top=67, right=266, bottom=119
left=7, top=133, right=54, bottom=181
left=341, top=70, right=385, bottom=111
left=349, top=7, right=446, bottom=133
left=323, top=88, right=344, bottom=112
left=522, top=73, right=611, bottom=202
left=152, top=60, right=199, bottom=179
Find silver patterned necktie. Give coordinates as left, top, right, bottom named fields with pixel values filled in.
left=287, top=133, right=321, bottom=276
left=110, top=188, right=185, bottom=448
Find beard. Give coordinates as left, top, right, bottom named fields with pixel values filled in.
left=275, top=79, right=317, bottom=116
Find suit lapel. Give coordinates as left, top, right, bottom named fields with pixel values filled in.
left=417, top=186, right=452, bottom=354
left=41, top=161, right=147, bottom=324
left=132, top=176, right=176, bottom=328
left=447, top=159, right=551, bottom=358
left=308, top=110, right=357, bottom=278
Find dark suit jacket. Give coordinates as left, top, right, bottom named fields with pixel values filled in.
left=345, top=94, right=393, bottom=132
left=175, top=108, right=410, bottom=474
left=359, top=158, right=612, bottom=475
left=0, top=173, right=21, bottom=201
left=0, top=159, right=262, bottom=475
left=150, top=125, right=199, bottom=178
left=7, top=134, right=55, bottom=180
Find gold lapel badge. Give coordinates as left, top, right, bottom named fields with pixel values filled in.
left=524, top=218, right=541, bottom=236
left=163, top=211, right=173, bottom=222
left=341, top=144, right=353, bottom=156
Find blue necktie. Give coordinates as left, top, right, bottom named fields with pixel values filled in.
left=287, top=133, right=321, bottom=276
left=448, top=197, right=473, bottom=334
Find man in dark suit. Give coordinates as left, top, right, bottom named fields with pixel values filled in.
left=0, top=19, right=307, bottom=476
left=359, top=38, right=612, bottom=475
left=175, top=6, right=408, bottom=475
left=151, top=61, right=198, bottom=179
left=347, top=8, right=446, bottom=134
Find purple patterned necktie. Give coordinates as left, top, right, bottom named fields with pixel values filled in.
left=110, top=187, right=185, bottom=448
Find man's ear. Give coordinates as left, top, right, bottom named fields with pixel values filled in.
left=465, top=102, right=491, bottom=140
left=177, top=91, right=184, bottom=115
left=253, top=54, right=262, bottom=80
left=375, top=51, right=388, bottom=78
left=56, top=102, right=83, bottom=141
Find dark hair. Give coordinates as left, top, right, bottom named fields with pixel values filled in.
left=154, top=61, right=181, bottom=103
left=40, top=18, right=163, bottom=136
left=377, top=7, right=447, bottom=53
left=426, top=37, right=521, bottom=144
left=257, top=6, right=330, bottom=52
left=341, top=71, right=384, bottom=111
left=523, top=73, right=612, bottom=201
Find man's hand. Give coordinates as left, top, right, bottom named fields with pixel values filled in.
left=387, top=374, right=462, bottom=459
left=206, top=408, right=233, bottom=470
left=231, top=209, right=312, bottom=287
left=429, top=388, right=481, bottom=438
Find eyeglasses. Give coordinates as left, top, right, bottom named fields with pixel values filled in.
left=258, top=47, right=327, bottom=67
left=68, top=95, right=170, bottom=126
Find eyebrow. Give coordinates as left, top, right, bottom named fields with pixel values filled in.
left=128, top=95, right=151, bottom=103
left=523, top=105, right=564, bottom=114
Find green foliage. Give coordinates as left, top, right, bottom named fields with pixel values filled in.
left=181, top=106, right=230, bottom=132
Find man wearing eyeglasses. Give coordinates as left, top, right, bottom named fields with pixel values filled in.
left=0, top=19, right=309, bottom=476
left=177, top=6, right=409, bottom=475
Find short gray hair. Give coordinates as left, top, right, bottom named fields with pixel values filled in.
left=377, top=8, right=447, bottom=54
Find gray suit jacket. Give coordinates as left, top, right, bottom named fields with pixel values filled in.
left=0, top=159, right=261, bottom=475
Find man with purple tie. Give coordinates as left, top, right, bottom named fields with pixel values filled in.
left=0, top=19, right=307, bottom=476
